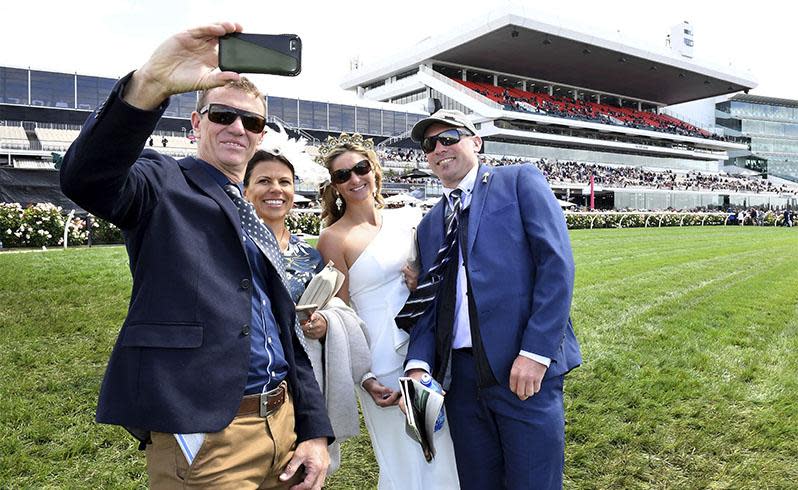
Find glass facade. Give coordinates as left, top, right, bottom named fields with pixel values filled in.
left=341, top=106, right=356, bottom=132
left=741, top=119, right=798, bottom=138
left=614, top=190, right=721, bottom=210
left=730, top=101, right=798, bottom=122
left=298, top=100, right=314, bottom=128
left=723, top=99, right=798, bottom=182
left=430, top=89, right=473, bottom=115
left=76, top=75, right=116, bottom=110
left=0, top=67, right=425, bottom=137
left=0, top=67, right=195, bottom=115
left=167, top=92, right=197, bottom=118
left=264, top=96, right=420, bottom=136
left=30, top=70, right=73, bottom=108
left=0, top=67, right=28, bottom=104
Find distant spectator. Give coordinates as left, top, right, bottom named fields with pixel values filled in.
left=161, top=136, right=168, bottom=147
left=148, top=137, right=154, bottom=146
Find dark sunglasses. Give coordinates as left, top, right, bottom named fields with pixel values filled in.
left=420, top=128, right=472, bottom=154
left=331, top=159, right=372, bottom=184
left=199, top=103, right=266, bottom=133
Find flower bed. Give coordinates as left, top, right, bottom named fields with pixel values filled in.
left=564, top=211, right=755, bottom=229
left=0, top=203, right=324, bottom=249
left=0, top=204, right=789, bottom=250
left=286, top=211, right=321, bottom=236
left=1, top=203, right=87, bottom=248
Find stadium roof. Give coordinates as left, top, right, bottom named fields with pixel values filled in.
left=341, top=7, right=757, bottom=106
left=731, top=93, right=798, bottom=108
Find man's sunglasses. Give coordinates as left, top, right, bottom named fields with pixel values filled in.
left=420, top=128, right=472, bottom=154
left=199, top=103, right=266, bottom=133
left=331, top=159, right=372, bottom=184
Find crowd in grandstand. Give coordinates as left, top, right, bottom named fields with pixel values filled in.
left=520, top=158, right=794, bottom=195
left=458, top=79, right=725, bottom=141
left=378, top=147, right=427, bottom=163
left=378, top=149, right=797, bottom=195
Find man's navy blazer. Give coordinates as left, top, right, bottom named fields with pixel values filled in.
left=60, top=76, right=333, bottom=442
left=406, top=163, right=581, bottom=385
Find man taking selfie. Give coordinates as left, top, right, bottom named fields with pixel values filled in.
left=60, top=23, right=332, bottom=490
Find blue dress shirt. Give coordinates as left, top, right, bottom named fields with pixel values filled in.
left=199, top=160, right=288, bottom=394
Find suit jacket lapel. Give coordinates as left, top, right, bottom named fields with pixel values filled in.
left=467, top=165, right=491, bottom=256
left=424, top=199, right=446, bottom=271
left=179, top=157, right=242, bottom=238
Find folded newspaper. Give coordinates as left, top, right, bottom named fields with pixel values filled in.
left=399, top=376, right=446, bottom=462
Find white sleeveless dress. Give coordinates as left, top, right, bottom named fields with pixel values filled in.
left=348, top=207, right=460, bottom=490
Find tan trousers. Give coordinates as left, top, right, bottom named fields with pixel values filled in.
left=146, top=388, right=302, bottom=489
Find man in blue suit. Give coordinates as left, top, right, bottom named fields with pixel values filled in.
left=403, top=110, right=581, bottom=489
left=60, top=23, right=332, bottom=489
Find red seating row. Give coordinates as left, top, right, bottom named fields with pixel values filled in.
left=454, top=79, right=713, bottom=139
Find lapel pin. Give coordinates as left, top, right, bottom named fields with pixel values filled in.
left=481, top=172, right=490, bottom=184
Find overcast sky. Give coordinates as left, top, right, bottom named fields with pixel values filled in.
left=2, top=0, right=794, bottom=102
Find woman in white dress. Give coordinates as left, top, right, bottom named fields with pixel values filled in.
left=317, top=134, right=459, bottom=490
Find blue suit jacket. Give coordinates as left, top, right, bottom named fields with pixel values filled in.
left=407, top=164, right=581, bottom=384
left=59, top=75, right=332, bottom=442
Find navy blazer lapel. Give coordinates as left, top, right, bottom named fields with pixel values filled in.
left=466, top=165, right=492, bottom=256
left=179, top=157, right=242, bottom=237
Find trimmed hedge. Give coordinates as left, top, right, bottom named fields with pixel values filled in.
left=1, top=204, right=788, bottom=249
left=563, top=211, right=788, bottom=229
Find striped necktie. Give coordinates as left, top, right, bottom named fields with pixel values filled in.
left=395, top=189, right=463, bottom=333
left=224, top=184, right=307, bottom=350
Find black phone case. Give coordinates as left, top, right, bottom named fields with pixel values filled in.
left=218, top=33, right=302, bottom=76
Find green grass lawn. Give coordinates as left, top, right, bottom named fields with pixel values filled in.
left=1, top=227, right=797, bottom=488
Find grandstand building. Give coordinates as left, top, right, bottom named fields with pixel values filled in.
left=0, top=65, right=427, bottom=206
left=716, top=94, right=798, bottom=183
left=2, top=7, right=796, bottom=211
left=339, top=8, right=798, bottom=210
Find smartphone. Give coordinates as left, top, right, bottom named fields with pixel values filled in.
left=295, top=304, right=318, bottom=324
left=218, top=33, right=301, bottom=76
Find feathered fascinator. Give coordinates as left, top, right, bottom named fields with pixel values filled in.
left=259, top=123, right=329, bottom=187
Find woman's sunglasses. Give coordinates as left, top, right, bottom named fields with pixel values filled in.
left=420, top=128, right=472, bottom=154
left=331, top=159, right=372, bottom=184
left=199, top=103, right=266, bottom=133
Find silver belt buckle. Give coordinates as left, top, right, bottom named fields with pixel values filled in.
left=259, top=391, right=271, bottom=417
left=258, top=385, right=281, bottom=417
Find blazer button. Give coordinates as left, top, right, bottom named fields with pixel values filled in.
left=240, top=279, right=251, bottom=290
left=241, top=324, right=250, bottom=336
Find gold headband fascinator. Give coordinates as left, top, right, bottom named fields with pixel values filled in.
left=315, top=133, right=375, bottom=164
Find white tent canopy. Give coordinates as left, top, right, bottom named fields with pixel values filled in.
left=384, top=193, right=422, bottom=205
left=556, top=199, right=576, bottom=208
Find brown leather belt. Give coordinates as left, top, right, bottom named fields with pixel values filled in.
left=237, top=382, right=287, bottom=417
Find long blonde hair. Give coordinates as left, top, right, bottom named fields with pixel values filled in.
left=320, top=141, right=385, bottom=227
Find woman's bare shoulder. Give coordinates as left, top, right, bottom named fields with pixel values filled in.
left=319, top=220, right=350, bottom=242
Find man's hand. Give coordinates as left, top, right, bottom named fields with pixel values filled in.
left=363, top=378, right=401, bottom=407
left=509, top=355, right=547, bottom=401
left=279, top=437, right=329, bottom=490
left=402, top=263, right=419, bottom=291
left=124, top=22, right=244, bottom=110
left=398, top=369, right=428, bottom=414
left=301, top=312, right=328, bottom=340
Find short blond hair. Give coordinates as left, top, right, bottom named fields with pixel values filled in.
left=196, top=77, right=267, bottom=115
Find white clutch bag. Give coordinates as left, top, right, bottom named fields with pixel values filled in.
left=297, top=260, right=345, bottom=311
